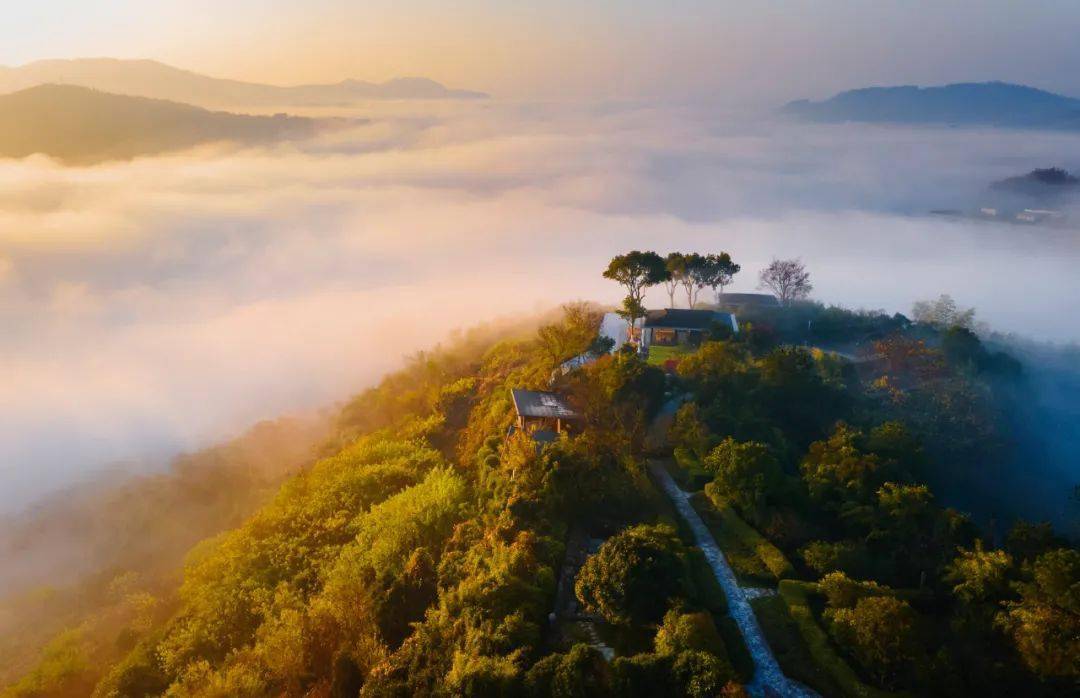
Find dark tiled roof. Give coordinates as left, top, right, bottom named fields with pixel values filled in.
left=716, top=293, right=780, bottom=307
left=643, top=309, right=733, bottom=330
left=511, top=389, right=578, bottom=419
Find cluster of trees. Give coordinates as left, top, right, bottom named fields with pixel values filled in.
left=668, top=304, right=1078, bottom=694
left=4, top=304, right=711, bottom=696
left=602, top=251, right=741, bottom=332
left=602, top=251, right=815, bottom=339
left=5, top=296, right=1077, bottom=697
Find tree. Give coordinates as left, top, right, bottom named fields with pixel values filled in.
left=616, top=295, right=647, bottom=340
left=663, top=253, right=687, bottom=308
left=911, top=294, right=975, bottom=330
left=998, top=548, right=1080, bottom=680
left=700, top=253, right=740, bottom=302
left=800, top=423, right=881, bottom=508
left=826, top=596, right=919, bottom=687
left=679, top=253, right=707, bottom=308
left=702, top=438, right=782, bottom=520
left=575, top=524, right=693, bottom=626
left=524, top=644, right=609, bottom=697
left=758, top=258, right=812, bottom=305
left=604, top=251, right=668, bottom=334
left=945, top=541, right=1013, bottom=605
left=654, top=609, right=725, bottom=656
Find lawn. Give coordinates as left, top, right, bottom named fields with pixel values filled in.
left=645, top=344, right=696, bottom=366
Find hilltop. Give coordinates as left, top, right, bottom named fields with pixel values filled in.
left=990, top=167, right=1080, bottom=198
left=0, top=58, right=488, bottom=108
left=2, top=291, right=1076, bottom=697
left=0, top=84, right=322, bottom=164
left=783, top=81, right=1080, bottom=129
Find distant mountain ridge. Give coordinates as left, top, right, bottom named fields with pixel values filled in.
left=783, top=81, right=1080, bottom=129
left=0, top=58, right=488, bottom=108
left=0, top=84, right=324, bottom=164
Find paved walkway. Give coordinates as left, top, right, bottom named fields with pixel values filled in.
left=649, top=461, right=817, bottom=698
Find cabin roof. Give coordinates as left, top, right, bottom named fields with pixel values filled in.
left=510, top=389, right=578, bottom=419
left=643, top=308, right=733, bottom=330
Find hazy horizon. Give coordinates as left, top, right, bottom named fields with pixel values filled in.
left=8, top=3, right=1080, bottom=104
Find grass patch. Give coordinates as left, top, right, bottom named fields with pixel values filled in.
left=778, top=580, right=901, bottom=698
left=690, top=493, right=796, bottom=584
left=646, top=344, right=696, bottom=366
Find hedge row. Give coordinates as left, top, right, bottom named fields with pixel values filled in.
left=693, top=493, right=795, bottom=582
left=777, top=580, right=902, bottom=698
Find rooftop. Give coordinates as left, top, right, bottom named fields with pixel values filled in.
left=643, top=308, right=734, bottom=330
left=510, top=389, right=578, bottom=419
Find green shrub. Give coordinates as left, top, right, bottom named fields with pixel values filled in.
left=777, top=580, right=898, bottom=698
left=654, top=609, right=726, bottom=657
left=696, top=494, right=794, bottom=582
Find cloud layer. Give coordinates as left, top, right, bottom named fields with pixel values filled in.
left=2, top=100, right=1080, bottom=509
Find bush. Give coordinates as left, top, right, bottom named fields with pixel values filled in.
left=575, top=524, right=693, bottom=626
left=777, top=580, right=897, bottom=698
left=697, top=494, right=794, bottom=582
left=702, top=438, right=782, bottom=522
left=825, top=596, right=919, bottom=688
left=800, top=540, right=869, bottom=578
left=609, top=650, right=736, bottom=698
left=524, top=644, right=608, bottom=697
left=818, top=572, right=888, bottom=609
left=654, top=609, right=726, bottom=656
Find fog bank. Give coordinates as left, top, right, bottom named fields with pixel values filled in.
left=2, top=99, right=1080, bottom=511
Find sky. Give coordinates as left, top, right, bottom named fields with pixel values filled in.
left=5, top=2, right=1080, bottom=103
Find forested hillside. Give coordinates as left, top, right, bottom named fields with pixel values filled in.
left=3, top=300, right=1077, bottom=697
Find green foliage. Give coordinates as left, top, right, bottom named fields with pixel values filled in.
left=702, top=438, right=782, bottom=523
left=800, top=423, right=882, bottom=510
left=2, top=629, right=91, bottom=698
left=817, top=572, right=889, bottom=610
left=825, top=596, right=919, bottom=688
left=524, top=644, right=609, bottom=697
left=575, top=524, right=694, bottom=627
left=697, top=493, right=794, bottom=583
left=777, top=580, right=898, bottom=698
left=537, top=302, right=607, bottom=367
left=750, top=594, right=842, bottom=696
left=800, top=540, right=869, bottom=578
left=654, top=609, right=725, bottom=657
left=998, top=548, right=1080, bottom=680
left=669, top=403, right=713, bottom=465
left=945, top=541, right=1013, bottom=605
left=610, top=650, right=735, bottom=698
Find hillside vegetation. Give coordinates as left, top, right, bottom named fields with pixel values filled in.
left=2, top=299, right=1077, bottom=697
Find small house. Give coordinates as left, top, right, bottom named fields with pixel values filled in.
left=510, top=388, right=579, bottom=442
left=634, top=309, right=737, bottom=350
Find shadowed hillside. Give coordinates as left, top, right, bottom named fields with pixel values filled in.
left=0, top=84, right=320, bottom=164
left=784, top=82, right=1080, bottom=129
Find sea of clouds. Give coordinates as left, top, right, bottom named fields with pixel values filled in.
left=2, top=99, right=1080, bottom=511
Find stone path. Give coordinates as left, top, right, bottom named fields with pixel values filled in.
left=650, top=461, right=818, bottom=698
